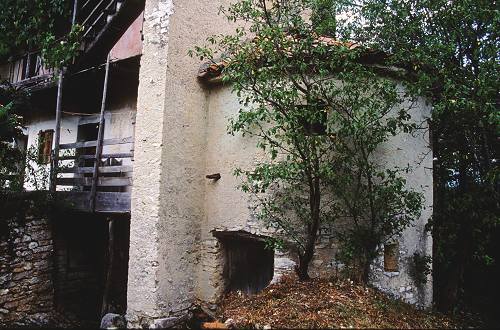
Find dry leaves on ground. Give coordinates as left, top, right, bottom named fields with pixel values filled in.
left=218, top=274, right=458, bottom=329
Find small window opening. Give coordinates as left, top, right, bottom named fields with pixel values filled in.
left=37, top=130, right=54, bottom=164
left=76, top=123, right=99, bottom=167
left=384, top=242, right=399, bottom=272
left=213, top=230, right=274, bottom=294
left=297, top=104, right=327, bottom=135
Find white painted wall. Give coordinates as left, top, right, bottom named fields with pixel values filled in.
left=195, top=83, right=433, bottom=308
left=23, top=96, right=136, bottom=191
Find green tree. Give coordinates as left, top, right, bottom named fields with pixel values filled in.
left=0, top=0, right=82, bottom=69
left=339, top=0, right=499, bottom=311
left=192, top=0, right=423, bottom=281
left=0, top=0, right=71, bottom=59
left=0, top=85, right=28, bottom=191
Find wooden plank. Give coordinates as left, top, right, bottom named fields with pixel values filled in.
left=59, top=136, right=134, bottom=150
left=56, top=191, right=131, bottom=213
left=91, top=52, right=111, bottom=212
left=56, top=191, right=91, bottom=211
left=78, top=115, right=100, bottom=125
left=50, top=70, right=65, bottom=193
left=59, top=152, right=133, bottom=160
left=94, top=192, right=131, bottom=213
left=59, top=165, right=133, bottom=174
left=57, top=176, right=132, bottom=187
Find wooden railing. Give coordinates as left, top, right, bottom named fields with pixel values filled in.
left=54, top=136, right=134, bottom=213
left=8, top=0, right=128, bottom=86
left=8, top=51, right=54, bottom=86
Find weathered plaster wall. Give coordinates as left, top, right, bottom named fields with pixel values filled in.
left=24, top=115, right=79, bottom=191
left=196, top=84, right=433, bottom=308
left=129, top=0, right=433, bottom=323
left=368, top=91, right=433, bottom=308
left=22, top=85, right=136, bottom=191
left=127, top=0, right=235, bottom=326
left=197, top=86, right=270, bottom=305
left=127, top=0, right=173, bottom=325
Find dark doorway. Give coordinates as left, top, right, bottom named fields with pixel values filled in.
left=52, top=212, right=130, bottom=326
left=76, top=122, right=99, bottom=191
left=214, top=231, right=274, bottom=294
left=76, top=122, right=99, bottom=167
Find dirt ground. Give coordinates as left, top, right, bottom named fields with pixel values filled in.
left=217, top=274, right=465, bottom=329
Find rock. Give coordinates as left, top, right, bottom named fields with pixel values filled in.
left=263, top=325, right=272, bottom=330
left=28, top=242, right=39, bottom=249
left=0, top=308, right=9, bottom=314
left=100, top=313, right=127, bottom=329
left=224, top=318, right=236, bottom=329
left=26, top=312, right=52, bottom=326
left=151, top=314, right=189, bottom=329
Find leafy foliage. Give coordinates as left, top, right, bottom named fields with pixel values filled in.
left=192, top=0, right=424, bottom=281
left=0, top=85, right=28, bottom=191
left=338, top=0, right=499, bottom=311
left=0, top=0, right=71, bottom=59
left=41, top=24, right=84, bottom=69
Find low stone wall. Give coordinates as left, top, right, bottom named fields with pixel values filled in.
left=0, top=205, right=55, bottom=326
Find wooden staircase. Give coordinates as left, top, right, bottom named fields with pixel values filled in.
left=75, top=0, right=144, bottom=65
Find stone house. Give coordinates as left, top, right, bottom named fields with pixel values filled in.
left=0, top=0, right=433, bottom=327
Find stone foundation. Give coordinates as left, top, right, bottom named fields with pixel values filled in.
left=0, top=194, right=130, bottom=327
left=0, top=204, right=55, bottom=326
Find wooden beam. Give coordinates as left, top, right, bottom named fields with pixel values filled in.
left=50, top=69, right=65, bottom=193
left=59, top=165, right=133, bottom=174
left=57, top=176, right=132, bottom=187
left=94, top=192, right=131, bottom=213
left=57, top=191, right=131, bottom=213
left=59, top=136, right=133, bottom=150
left=90, top=53, right=111, bottom=211
left=101, top=216, right=114, bottom=317
left=78, top=114, right=101, bottom=125
left=72, top=0, right=78, bottom=26
left=59, top=152, right=134, bottom=160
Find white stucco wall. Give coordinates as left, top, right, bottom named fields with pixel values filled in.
left=22, top=90, right=136, bottom=191
left=128, top=1, right=433, bottom=325
left=127, top=0, right=236, bottom=326
left=23, top=115, right=79, bottom=191
left=195, top=84, right=433, bottom=308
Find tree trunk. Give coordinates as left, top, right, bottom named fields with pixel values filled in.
left=296, top=255, right=311, bottom=281
left=295, top=176, right=321, bottom=281
left=101, top=217, right=114, bottom=317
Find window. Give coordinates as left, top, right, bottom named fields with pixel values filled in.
left=297, top=104, right=328, bottom=135
left=37, top=130, right=54, bottom=164
left=384, top=242, right=399, bottom=272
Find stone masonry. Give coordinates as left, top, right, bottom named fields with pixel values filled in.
left=0, top=207, right=55, bottom=326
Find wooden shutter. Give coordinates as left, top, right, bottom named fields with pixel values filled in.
left=37, top=130, right=54, bottom=164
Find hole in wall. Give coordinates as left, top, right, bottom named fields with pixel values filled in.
left=213, top=230, right=274, bottom=295
left=384, top=242, right=399, bottom=272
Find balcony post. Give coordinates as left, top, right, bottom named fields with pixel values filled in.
left=72, top=0, right=78, bottom=26
left=50, top=69, right=65, bottom=194
left=90, top=53, right=111, bottom=211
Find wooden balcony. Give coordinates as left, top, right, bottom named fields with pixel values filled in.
left=5, top=0, right=144, bottom=89
left=54, top=136, right=134, bottom=213
left=7, top=51, right=55, bottom=89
